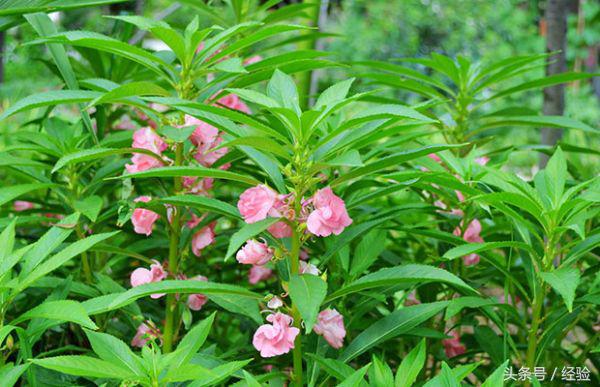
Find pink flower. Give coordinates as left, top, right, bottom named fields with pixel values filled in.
left=267, top=296, right=283, bottom=309
left=453, top=219, right=484, bottom=266
left=299, top=261, right=320, bottom=276
left=428, top=153, right=442, bottom=163
left=131, top=322, right=161, bottom=348
left=125, top=153, right=163, bottom=173
left=443, top=331, right=466, bottom=358
left=185, top=115, right=219, bottom=148
left=268, top=221, right=293, bottom=238
left=244, top=55, right=262, bottom=66
left=404, top=291, right=421, bottom=306
left=216, top=94, right=250, bottom=114
left=248, top=265, right=273, bottom=284
left=187, top=275, right=209, bottom=311
left=183, top=176, right=214, bottom=195
left=186, top=213, right=203, bottom=229
left=475, top=156, right=490, bottom=166
left=314, top=309, right=346, bottom=349
left=252, top=313, right=300, bottom=357
left=131, top=196, right=160, bottom=236
left=130, top=260, right=167, bottom=299
left=193, top=135, right=228, bottom=167
left=306, top=187, right=352, bottom=237
left=191, top=224, right=216, bottom=256
left=237, top=185, right=278, bottom=223
left=13, top=200, right=34, bottom=212
left=236, top=239, right=273, bottom=265
left=132, top=127, right=167, bottom=153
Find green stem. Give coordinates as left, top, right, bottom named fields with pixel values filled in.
left=76, top=226, right=93, bottom=284
left=162, top=143, right=184, bottom=353
left=290, top=226, right=303, bottom=386
left=525, top=280, right=545, bottom=370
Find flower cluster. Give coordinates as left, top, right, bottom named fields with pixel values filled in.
left=236, top=184, right=351, bottom=357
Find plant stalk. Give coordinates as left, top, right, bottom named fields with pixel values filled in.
left=162, top=143, right=184, bottom=353
left=289, top=192, right=304, bottom=387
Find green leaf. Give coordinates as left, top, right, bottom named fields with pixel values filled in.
left=212, top=57, right=248, bottom=73
left=327, top=264, right=476, bottom=302
left=331, top=144, right=463, bottom=187
left=394, top=339, right=426, bottom=387
left=289, top=274, right=327, bottom=333
left=339, top=302, right=448, bottom=362
left=225, top=88, right=279, bottom=108
left=0, top=364, right=29, bottom=387
left=474, top=326, right=504, bottom=365
left=0, top=219, right=16, bottom=261
left=324, top=150, right=363, bottom=168
left=115, top=166, right=259, bottom=185
left=267, top=69, right=301, bottom=115
left=443, top=241, right=535, bottom=261
left=20, top=213, right=80, bottom=275
left=89, top=81, right=171, bottom=106
left=169, top=313, right=215, bottom=371
left=16, top=231, right=119, bottom=292
left=479, top=115, right=598, bottom=134
left=0, top=90, right=100, bottom=120
left=445, top=297, right=500, bottom=320
left=241, top=370, right=263, bottom=387
left=31, top=355, right=135, bottom=380
left=224, top=217, right=280, bottom=260
left=209, top=294, right=262, bottom=324
left=14, top=300, right=97, bottom=329
left=0, top=183, right=55, bottom=207
left=158, top=125, right=196, bottom=143
left=543, top=146, right=567, bottom=207
left=541, top=267, right=580, bottom=312
left=83, top=280, right=260, bottom=315
left=482, top=360, right=509, bottom=387
left=52, top=147, right=163, bottom=173
left=350, top=229, right=387, bottom=277
left=160, top=195, right=240, bottom=219
left=370, top=356, right=394, bottom=387
left=487, top=72, right=599, bottom=101
left=338, top=364, right=371, bottom=387
left=306, top=354, right=355, bottom=381
left=74, top=195, right=103, bottom=222
left=185, top=359, right=252, bottom=387
left=84, top=329, right=144, bottom=376
left=315, top=78, right=355, bottom=109
left=220, top=136, right=290, bottom=158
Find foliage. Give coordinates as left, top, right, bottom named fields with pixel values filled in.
left=0, top=1, right=598, bottom=386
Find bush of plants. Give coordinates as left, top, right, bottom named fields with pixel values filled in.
left=0, top=1, right=598, bottom=386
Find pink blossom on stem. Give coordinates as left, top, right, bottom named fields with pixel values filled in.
left=453, top=219, right=484, bottom=266
left=252, top=313, right=300, bottom=357
left=248, top=265, right=273, bottom=284
left=306, top=187, right=353, bottom=237
left=191, top=223, right=216, bottom=256
left=187, top=275, right=209, bottom=311
left=130, top=260, right=167, bottom=299
left=131, top=196, right=160, bottom=236
left=131, top=322, right=162, bottom=348
left=13, top=200, right=34, bottom=212
left=236, top=239, right=273, bottom=266
left=268, top=221, right=293, bottom=238
left=314, top=309, right=346, bottom=349
left=443, top=331, right=466, bottom=358
left=238, top=185, right=278, bottom=223
left=299, top=261, right=320, bottom=276
left=267, top=296, right=283, bottom=309
left=475, top=156, right=490, bottom=166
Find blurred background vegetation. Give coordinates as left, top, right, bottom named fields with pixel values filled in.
left=1, top=0, right=598, bottom=174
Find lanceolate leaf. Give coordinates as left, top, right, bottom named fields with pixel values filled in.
left=0, top=90, right=100, bottom=120
left=443, top=241, right=535, bottom=261
left=395, top=339, right=426, bottom=387
left=14, top=300, right=97, bottom=330
left=84, top=330, right=144, bottom=376
left=541, top=267, right=580, bottom=312
left=114, top=166, right=260, bottom=185
left=83, top=280, right=261, bottom=315
left=52, top=147, right=164, bottom=173
left=224, top=217, right=280, bottom=260
left=0, top=183, right=56, bottom=207
left=326, top=264, right=476, bottom=302
left=289, top=274, right=328, bottom=333
left=160, top=195, right=240, bottom=219
left=31, top=356, right=135, bottom=380
left=339, top=302, right=448, bottom=361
